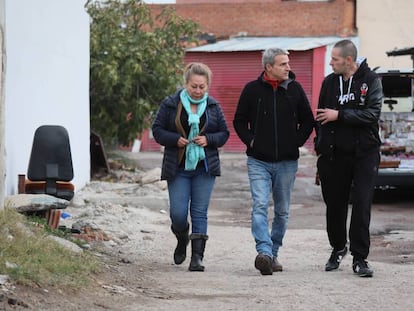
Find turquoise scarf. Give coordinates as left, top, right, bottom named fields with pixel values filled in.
left=180, top=89, right=208, bottom=170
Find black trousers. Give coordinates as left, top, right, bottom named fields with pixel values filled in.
left=317, top=149, right=380, bottom=260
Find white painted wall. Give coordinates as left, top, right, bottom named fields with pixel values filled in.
left=357, top=0, right=414, bottom=69
left=0, top=16, right=5, bottom=204
left=1, top=0, right=90, bottom=196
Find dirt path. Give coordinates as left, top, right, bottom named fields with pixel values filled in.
left=4, top=151, right=414, bottom=310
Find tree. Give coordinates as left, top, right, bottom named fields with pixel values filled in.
left=86, top=0, right=200, bottom=146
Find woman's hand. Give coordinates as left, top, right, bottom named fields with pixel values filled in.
left=177, top=135, right=207, bottom=147
left=177, top=137, right=189, bottom=148
left=192, top=135, right=208, bottom=147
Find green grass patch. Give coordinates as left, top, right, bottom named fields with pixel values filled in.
left=0, top=208, right=101, bottom=289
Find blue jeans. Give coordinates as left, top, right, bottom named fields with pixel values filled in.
left=167, top=166, right=216, bottom=234
left=247, top=156, right=298, bottom=258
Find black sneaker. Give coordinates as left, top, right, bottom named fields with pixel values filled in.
left=325, top=246, right=348, bottom=271
left=353, top=259, right=373, bottom=277
left=254, top=254, right=273, bottom=275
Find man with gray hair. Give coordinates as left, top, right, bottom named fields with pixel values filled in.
left=234, top=48, right=314, bottom=275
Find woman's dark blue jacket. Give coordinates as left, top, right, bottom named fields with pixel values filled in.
left=152, top=89, right=229, bottom=181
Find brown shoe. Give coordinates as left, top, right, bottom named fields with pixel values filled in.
left=272, top=257, right=283, bottom=272
left=254, top=254, right=273, bottom=275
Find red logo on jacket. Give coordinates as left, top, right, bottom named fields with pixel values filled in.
left=359, top=83, right=368, bottom=105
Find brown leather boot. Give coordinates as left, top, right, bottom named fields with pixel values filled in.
left=272, top=257, right=283, bottom=272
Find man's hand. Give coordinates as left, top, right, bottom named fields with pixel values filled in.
left=315, top=108, right=339, bottom=124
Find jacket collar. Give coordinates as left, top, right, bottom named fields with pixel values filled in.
left=259, top=71, right=295, bottom=90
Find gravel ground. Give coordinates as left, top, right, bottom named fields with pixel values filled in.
left=2, top=149, right=414, bottom=310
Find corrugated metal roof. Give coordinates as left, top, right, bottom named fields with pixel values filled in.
left=186, top=36, right=350, bottom=52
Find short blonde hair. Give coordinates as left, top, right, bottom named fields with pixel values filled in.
left=183, top=62, right=212, bottom=86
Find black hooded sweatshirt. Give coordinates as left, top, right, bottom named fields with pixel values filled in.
left=234, top=71, right=315, bottom=162
left=314, top=59, right=383, bottom=157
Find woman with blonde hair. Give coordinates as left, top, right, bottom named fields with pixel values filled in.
left=152, top=62, right=229, bottom=271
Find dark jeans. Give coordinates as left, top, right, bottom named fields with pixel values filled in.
left=317, top=149, right=380, bottom=259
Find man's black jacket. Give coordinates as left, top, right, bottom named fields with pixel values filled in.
left=234, top=71, right=315, bottom=162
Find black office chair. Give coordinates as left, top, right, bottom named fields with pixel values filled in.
left=25, top=125, right=75, bottom=201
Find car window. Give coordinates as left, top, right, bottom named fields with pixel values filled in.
left=380, top=74, right=414, bottom=112
left=378, top=72, right=414, bottom=170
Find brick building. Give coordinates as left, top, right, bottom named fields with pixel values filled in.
left=148, top=0, right=356, bottom=38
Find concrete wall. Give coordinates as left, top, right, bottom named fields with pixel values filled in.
left=357, top=0, right=414, bottom=69
left=1, top=0, right=90, bottom=197
left=0, top=15, right=4, bottom=204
